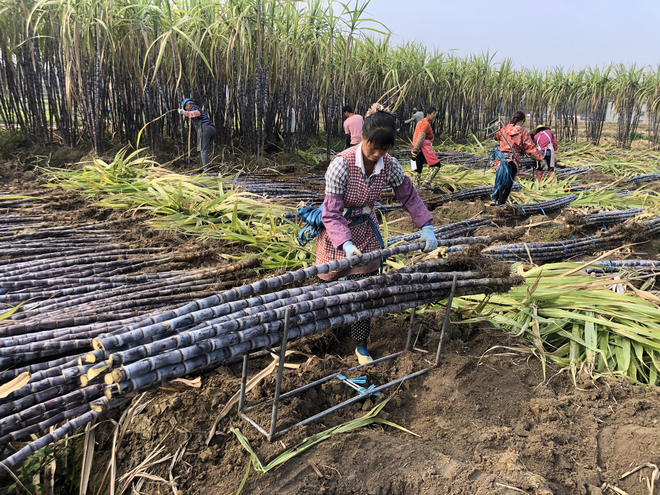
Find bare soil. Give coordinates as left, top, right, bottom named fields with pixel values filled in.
left=83, top=319, right=660, bottom=495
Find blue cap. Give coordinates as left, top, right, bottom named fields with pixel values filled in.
left=182, top=98, right=193, bottom=109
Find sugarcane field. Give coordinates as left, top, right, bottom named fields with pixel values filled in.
left=4, top=0, right=660, bottom=494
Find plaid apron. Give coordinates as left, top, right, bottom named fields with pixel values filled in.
left=316, top=146, right=390, bottom=280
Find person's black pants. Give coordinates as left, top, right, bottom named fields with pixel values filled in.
left=348, top=271, right=378, bottom=346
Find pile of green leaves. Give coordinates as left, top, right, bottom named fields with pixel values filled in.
left=45, top=148, right=312, bottom=270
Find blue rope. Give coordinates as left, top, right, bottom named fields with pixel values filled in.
left=559, top=242, right=567, bottom=256
left=589, top=236, right=596, bottom=246
left=490, top=147, right=515, bottom=202
left=297, top=205, right=325, bottom=246
left=296, top=204, right=385, bottom=251
left=537, top=204, right=546, bottom=216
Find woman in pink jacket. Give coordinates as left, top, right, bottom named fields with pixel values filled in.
left=531, top=124, right=559, bottom=185
left=317, top=106, right=437, bottom=364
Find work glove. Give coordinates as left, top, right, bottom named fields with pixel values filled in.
left=343, top=240, right=362, bottom=258
left=178, top=108, right=186, bottom=115
left=419, top=225, right=438, bottom=253
left=411, top=149, right=419, bottom=159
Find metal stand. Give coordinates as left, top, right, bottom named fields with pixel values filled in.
left=237, top=275, right=458, bottom=441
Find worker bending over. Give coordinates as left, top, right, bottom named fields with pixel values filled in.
left=492, top=111, right=544, bottom=205
left=179, top=99, right=216, bottom=173
left=317, top=104, right=437, bottom=364
left=531, top=124, right=558, bottom=185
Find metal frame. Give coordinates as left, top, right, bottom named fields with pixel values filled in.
left=237, top=273, right=459, bottom=441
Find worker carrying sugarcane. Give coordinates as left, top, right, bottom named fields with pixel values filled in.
left=316, top=103, right=437, bottom=365
left=531, top=124, right=558, bottom=185
left=178, top=99, right=216, bottom=173
left=342, top=105, right=364, bottom=149
left=492, top=111, right=545, bottom=205
left=410, top=107, right=440, bottom=185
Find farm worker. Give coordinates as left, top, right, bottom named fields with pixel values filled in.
left=405, top=107, right=424, bottom=126
left=411, top=107, right=440, bottom=184
left=531, top=124, right=558, bottom=185
left=342, top=105, right=364, bottom=149
left=317, top=104, right=437, bottom=365
left=179, top=99, right=216, bottom=173
left=492, top=111, right=544, bottom=205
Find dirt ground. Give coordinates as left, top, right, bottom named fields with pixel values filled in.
left=3, top=153, right=660, bottom=495
left=83, top=318, right=660, bottom=495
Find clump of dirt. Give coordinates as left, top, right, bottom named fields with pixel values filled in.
left=608, top=221, right=650, bottom=243
left=435, top=200, right=486, bottom=222
left=444, top=246, right=514, bottom=281
left=561, top=209, right=588, bottom=227
left=578, top=171, right=623, bottom=186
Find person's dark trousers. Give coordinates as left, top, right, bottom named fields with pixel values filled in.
left=200, top=125, right=216, bottom=173
left=496, top=161, right=518, bottom=205
left=414, top=152, right=427, bottom=176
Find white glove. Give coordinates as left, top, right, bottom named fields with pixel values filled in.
left=178, top=108, right=186, bottom=115
left=419, top=225, right=438, bottom=253
left=343, top=240, right=362, bottom=258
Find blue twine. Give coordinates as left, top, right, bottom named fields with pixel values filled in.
left=603, top=225, right=608, bottom=232
left=588, top=236, right=596, bottom=246
left=296, top=205, right=384, bottom=250
left=537, top=204, right=546, bottom=216
left=490, top=147, right=515, bottom=202
left=559, top=242, right=567, bottom=256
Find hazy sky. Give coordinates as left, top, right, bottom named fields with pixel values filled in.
left=356, top=0, right=660, bottom=70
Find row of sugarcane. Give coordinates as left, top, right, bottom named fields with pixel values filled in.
left=0, top=240, right=520, bottom=471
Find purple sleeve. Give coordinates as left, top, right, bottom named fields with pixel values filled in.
left=321, top=194, right=351, bottom=249
left=394, top=176, right=433, bottom=228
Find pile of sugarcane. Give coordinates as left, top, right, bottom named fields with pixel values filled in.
left=582, top=208, right=643, bottom=226
left=502, top=194, right=577, bottom=217
left=627, top=173, right=660, bottom=185
left=0, top=241, right=520, bottom=471
left=387, top=218, right=492, bottom=244
left=481, top=232, right=626, bottom=262
left=229, top=174, right=325, bottom=204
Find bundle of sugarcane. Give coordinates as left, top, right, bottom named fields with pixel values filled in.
left=582, top=259, right=660, bottom=275
left=583, top=208, right=643, bottom=226
left=481, top=232, right=624, bottom=262
left=0, top=243, right=520, bottom=471
left=627, top=173, right=660, bottom=185
left=502, top=194, right=577, bottom=217
left=428, top=184, right=521, bottom=204
left=387, top=218, right=492, bottom=244
left=554, top=167, right=591, bottom=179
left=282, top=202, right=403, bottom=223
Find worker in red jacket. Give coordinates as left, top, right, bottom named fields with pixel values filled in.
left=492, top=111, right=544, bottom=204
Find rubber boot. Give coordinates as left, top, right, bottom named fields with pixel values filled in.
left=355, top=346, right=373, bottom=365
left=548, top=170, right=554, bottom=185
